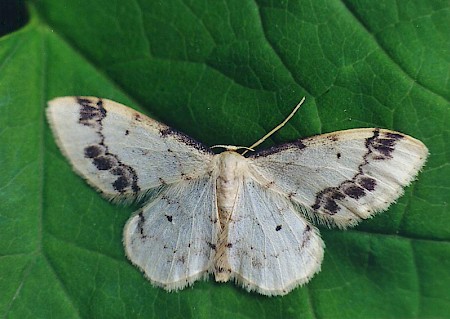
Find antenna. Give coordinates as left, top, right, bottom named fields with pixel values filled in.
left=242, top=97, right=306, bottom=155
left=211, top=145, right=254, bottom=152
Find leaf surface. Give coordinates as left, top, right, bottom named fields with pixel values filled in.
left=0, top=1, right=449, bottom=318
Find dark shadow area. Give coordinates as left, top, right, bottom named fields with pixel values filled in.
left=0, top=0, right=28, bottom=37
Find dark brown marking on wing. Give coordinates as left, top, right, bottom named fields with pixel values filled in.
left=137, top=212, right=146, bottom=238
left=300, top=225, right=312, bottom=249
left=78, top=97, right=141, bottom=195
left=386, top=132, right=404, bottom=140
left=134, top=113, right=142, bottom=122
left=328, top=134, right=339, bottom=142
left=84, top=145, right=104, bottom=158
left=263, top=181, right=275, bottom=189
left=78, top=97, right=107, bottom=128
left=249, top=139, right=306, bottom=158
left=93, top=155, right=117, bottom=170
left=180, top=172, right=193, bottom=181
left=159, top=126, right=212, bottom=154
left=112, top=175, right=130, bottom=192
left=358, top=176, right=377, bottom=191
left=311, top=129, right=404, bottom=215
left=342, top=184, right=366, bottom=199
left=324, top=197, right=340, bottom=214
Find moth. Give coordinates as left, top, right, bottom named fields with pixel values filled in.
left=46, top=96, right=428, bottom=296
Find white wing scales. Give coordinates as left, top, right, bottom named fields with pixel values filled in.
left=47, top=96, right=429, bottom=296
left=46, top=97, right=213, bottom=201
left=249, top=128, right=428, bottom=227
left=124, top=177, right=219, bottom=290
left=226, top=178, right=324, bottom=296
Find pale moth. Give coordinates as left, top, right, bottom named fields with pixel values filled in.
left=46, top=96, right=428, bottom=296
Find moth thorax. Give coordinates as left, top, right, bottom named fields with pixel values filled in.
left=216, top=151, right=247, bottom=215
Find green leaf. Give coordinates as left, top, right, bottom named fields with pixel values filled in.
left=1, top=1, right=449, bottom=318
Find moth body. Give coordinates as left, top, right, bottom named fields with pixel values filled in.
left=216, top=151, right=247, bottom=215
left=46, top=96, right=428, bottom=296
left=214, top=151, right=257, bottom=282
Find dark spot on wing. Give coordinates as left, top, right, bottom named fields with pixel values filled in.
left=137, top=212, right=146, bottom=237
left=207, top=242, right=216, bottom=250
left=159, top=126, right=212, bottom=154
left=358, top=176, right=377, bottom=191
left=130, top=176, right=140, bottom=193
left=366, top=129, right=404, bottom=159
left=159, top=127, right=173, bottom=137
left=301, top=225, right=312, bottom=248
left=79, top=106, right=97, bottom=121
left=113, top=175, right=130, bottom=192
left=250, top=139, right=306, bottom=158
left=180, top=172, right=192, bottom=181
left=165, top=215, right=173, bottom=222
left=293, top=140, right=306, bottom=149
left=226, top=243, right=233, bottom=248
left=328, top=134, right=339, bottom=142
left=76, top=97, right=141, bottom=195
left=111, top=166, right=127, bottom=176
left=134, top=113, right=142, bottom=122
left=311, top=129, right=401, bottom=215
left=373, top=144, right=395, bottom=157
left=84, top=145, right=104, bottom=158
left=77, top=97, right=107, bottom=128
left=324, top=198, right=340, bottom=214
left=386, top=132, right=404, bottom=140
left=275, top=225, right=282, bottom=231
left=331, top=190, right=345, bottom=200
left=378, top=138, right=396, bottom=147
left=343, top=185, right=366, bottom=199
left=264, top=181, right=275, bottom=189
left=93, top=156, right=116, bottom=170
left=125, top=129, right=129, bottom=136
left=77, top=97, right=93, bottom=106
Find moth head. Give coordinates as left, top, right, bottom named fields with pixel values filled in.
left=210, top=145, right=255, bottom=153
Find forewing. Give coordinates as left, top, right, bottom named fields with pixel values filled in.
left=124, top=176, right=219, bottom=290
left=46, top=96, right=213, bottom=200
left=249, top=128, right=428, bottom=227
left=226, top=178, right=324, bottom=296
